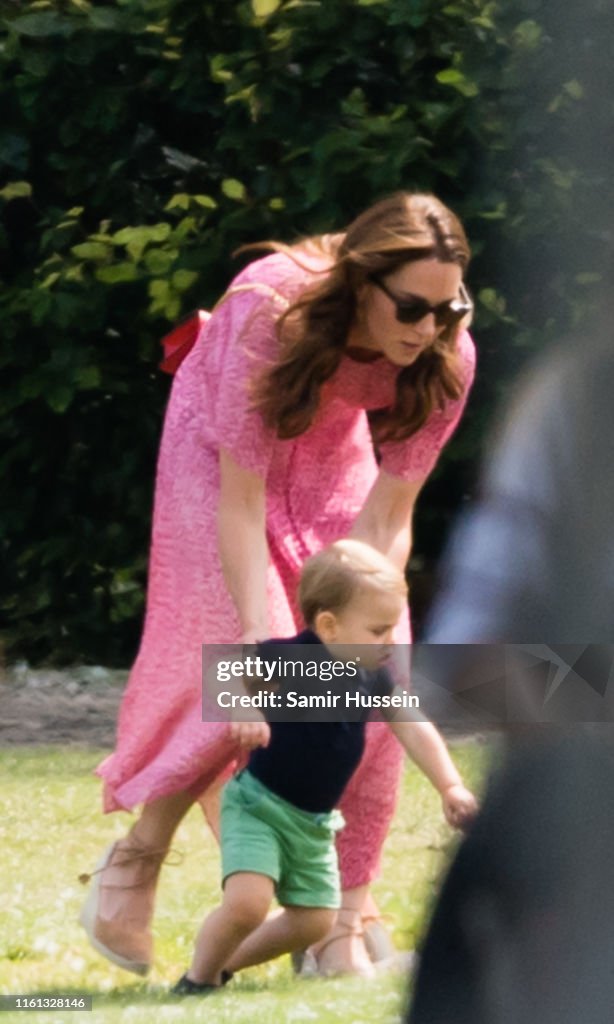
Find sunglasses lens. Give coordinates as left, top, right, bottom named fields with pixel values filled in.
left=438, top=302, right=471, bottom=328
left=373, top=277, right=471, bottom=328
left=435, top=306, right=462, bottom=328
left=396, top=301, right=462, bottom=327
left=395, top=300, right=429, bottom=324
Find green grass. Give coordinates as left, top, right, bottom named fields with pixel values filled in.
left=0, top=742, right=491, bottom=1024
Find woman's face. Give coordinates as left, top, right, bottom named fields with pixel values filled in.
left=351, top=258, right=464, bottom=367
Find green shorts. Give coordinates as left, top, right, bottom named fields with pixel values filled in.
left=220, top=770, right=344, bottom=909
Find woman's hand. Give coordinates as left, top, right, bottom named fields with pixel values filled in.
left=441, top=783, right=478, bottom=832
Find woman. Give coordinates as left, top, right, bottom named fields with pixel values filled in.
left=81, top=192, right=475, bottom=977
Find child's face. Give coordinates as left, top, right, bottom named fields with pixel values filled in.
left=315, top=587, right=405, bottom=669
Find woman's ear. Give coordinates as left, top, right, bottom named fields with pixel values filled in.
left=312, top=609, right=339, bottom=643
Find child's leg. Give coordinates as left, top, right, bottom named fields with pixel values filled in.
left=186, top=872, right=274, bottom=985
left=224, top=905, right=337, bottom=973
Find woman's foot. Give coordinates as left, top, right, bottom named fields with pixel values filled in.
left=363, top=915, right=417, bottom=974
left=363, top=914, right=397, bottom=962
left=79, top=832, right=167, bottom=975
left=308, top=909, right=375, bottom=977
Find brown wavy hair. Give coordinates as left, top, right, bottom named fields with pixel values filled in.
left=249, top=192, right=471, bottom=443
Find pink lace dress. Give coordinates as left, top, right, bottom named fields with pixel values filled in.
left=97, top=251, right=475, bottom=888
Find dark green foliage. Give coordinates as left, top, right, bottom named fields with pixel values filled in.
left=2, top=0, right=612, bottom=662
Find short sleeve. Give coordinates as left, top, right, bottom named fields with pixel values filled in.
left=208, top=284, right=289, bottom=477
left=379, top=330, right=476, bottom=481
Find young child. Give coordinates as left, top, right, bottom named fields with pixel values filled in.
left=173, top=539, right=477, bottom=994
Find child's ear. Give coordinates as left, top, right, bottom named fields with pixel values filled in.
left=313, top=610, right=338, bottom=643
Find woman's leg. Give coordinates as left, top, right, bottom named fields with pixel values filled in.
left=80, top=790, right=194, bottom=974
left=314, top=721, right=405, bottom=975
left=310, top=889, right=373, bottom=976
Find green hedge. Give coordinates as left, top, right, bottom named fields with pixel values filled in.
left=1, top=0, right=612, bottom=663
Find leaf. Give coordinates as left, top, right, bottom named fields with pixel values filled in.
left=221, top=178, right=247, bottom=201
left=162, top=146, right=203, bottom=172
left=8, top=12, right=76, bottom=37
left=513, top=19, right=542, bottom=50
left=144, top=224, right=172, bottom=244
left=70, top=242, right=109, bottom=261
left=143, top=249, right=176, bottom=274
left=40, top=272, right=61, bottom=289
left=172, top=270, right=198, bottom=292
left=112, top=223, right=171, bottom=246
left=87, top=6, right=126, bottom=31
left=64, top=264, right=85, bottom=282
left=165, top=193, right=191, bottom=211
left=175, top=217, right=197, bottom=239
left=251, top=0, right=281, bottom=17
left=0, top=181, right=32, bottom=200
left=148, top=279, right=170, bottom=300
left=75, top=367, right=102, bottom=389
left=193, top=195, right=217, bottom=209
left=563, top=79, right=584, bottom=101
left=478, top=288, right=507, bottom=315
left=46, top=386, right=74, bottom=413
left=435, top=68, right=478, bottom=98
left=95, top=262, right=139, bottom=283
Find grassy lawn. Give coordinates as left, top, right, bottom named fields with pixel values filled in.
left=0, top=741, right=491, bottom=1024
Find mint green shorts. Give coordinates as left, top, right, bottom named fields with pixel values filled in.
left=220, top=770, right=344, bottom=909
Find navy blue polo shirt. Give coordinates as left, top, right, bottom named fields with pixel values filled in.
left=247, top=629, right=392, bottom=813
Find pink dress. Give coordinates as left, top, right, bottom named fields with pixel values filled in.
left=97, top=251, right=475, bottom=888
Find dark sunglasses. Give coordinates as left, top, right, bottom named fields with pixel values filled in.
left=370, top=276, right=473, bottom=328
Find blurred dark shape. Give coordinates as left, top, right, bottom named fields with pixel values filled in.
left=427, top=327, right=614, bottom=643
left=407, top=736, right=614, bottom=1024
left=406, top=326, right=614, bottom=1021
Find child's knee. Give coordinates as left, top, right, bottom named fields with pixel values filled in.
left=223, top=876, right=271, bottom=932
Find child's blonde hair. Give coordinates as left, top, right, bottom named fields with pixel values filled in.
left=298, top=540, right=408, bottom=626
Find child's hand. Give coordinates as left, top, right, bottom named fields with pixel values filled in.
left=441, top=783, right=478, bottom=832
left=229, top=719, right=271, bottom=751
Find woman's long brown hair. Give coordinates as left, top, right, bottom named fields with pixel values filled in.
left=248, top=192, right=471, bottom=443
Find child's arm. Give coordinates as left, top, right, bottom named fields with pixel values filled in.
left=387, top=718, right=478, bottom=831
left=229, top=715, right=270, bottom=750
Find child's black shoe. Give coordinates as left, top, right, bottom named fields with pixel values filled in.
left=172, top=970, right=233, bottom=994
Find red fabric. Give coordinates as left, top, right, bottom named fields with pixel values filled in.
left=160, top=310, right=211, bottom=374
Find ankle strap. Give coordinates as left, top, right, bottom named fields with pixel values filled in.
left=78, top=840, right=180, bottom=886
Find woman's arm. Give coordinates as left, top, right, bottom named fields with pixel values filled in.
left=217, top=448, right=270, bottom=642
left=349, top=469, right=425, bottom=571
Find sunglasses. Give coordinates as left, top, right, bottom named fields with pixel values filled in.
left=370, top=276, right=473, bottom=328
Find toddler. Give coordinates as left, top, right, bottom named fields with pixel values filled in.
left=174, top=539, right=477, bottom=993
